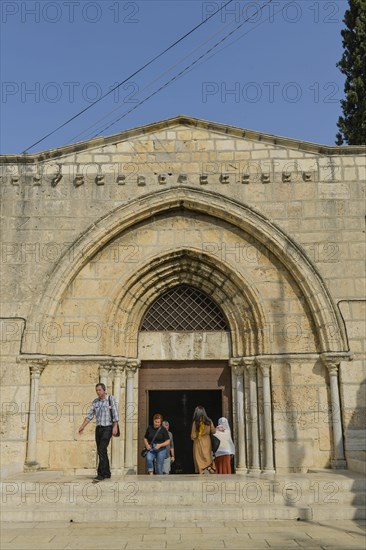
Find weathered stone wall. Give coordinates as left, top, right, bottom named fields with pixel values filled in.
left=1, top=124, right=365, bottom=322
left=0, top=319, right=28, bottom=477
left=1, top=117, right=365, bottom=474
left=270, top=359, right=332, bottom=472
left=37, top=213, right=318, bottom=356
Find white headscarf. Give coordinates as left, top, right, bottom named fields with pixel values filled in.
left=218, top=417, right=231, bottom=432
left=214, top=417, right=235, bottom=456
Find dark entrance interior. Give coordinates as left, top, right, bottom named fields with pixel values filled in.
left=149, top=390, right=222, bottom=474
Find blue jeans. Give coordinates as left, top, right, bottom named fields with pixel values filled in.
left=146, top=447, right=166, bottom=474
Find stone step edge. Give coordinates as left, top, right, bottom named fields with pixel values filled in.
left=2, top=506, right=365, bottom=522
left=3, top=505, right=365, bottom=515
left=2, top=480, right=365, bottom=489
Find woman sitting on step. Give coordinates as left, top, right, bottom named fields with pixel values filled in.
left=143, top=413, right=170, bottom=475
left=191, top=406, right=216, bottom=474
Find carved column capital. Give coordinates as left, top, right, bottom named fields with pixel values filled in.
left=99, top=360, right=113, bottom=377
left=27, top=359, right=48, bottom=378
left=111, top=358, right=127, bottom=376
left=255, top=358, right=271, bottom=377
left=320, top=354, right=342, bottom=376
left=231, top=362, right=244, bottom=376
left=126, top=359, right=141, bottom=377
left=327, top=362, right=340, bottom=377
left=321, top=352, right=353, bottom=365
left=229, top=358, right=244, bottom=376
left=243, top=357, right=256, bottom=376
left=229, top=357, right=242, bottom=367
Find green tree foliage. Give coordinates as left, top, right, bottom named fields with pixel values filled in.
left=336, top=0, right=366, bottom=145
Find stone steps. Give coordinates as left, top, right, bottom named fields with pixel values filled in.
left=3, top=483, right=365, bottom=506
left=2, top=504, right=365, bottom=523
left=1, top=470, right=365, bottom=523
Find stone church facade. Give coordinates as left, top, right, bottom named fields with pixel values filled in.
left=1, top=116, right=365, bottom=477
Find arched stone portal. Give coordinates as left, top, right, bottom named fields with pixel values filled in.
left=137, top=284, right=232, bottom=474
left=24, top=187, right=347, bottom=354
left=19, top=188, right=351, bottom=473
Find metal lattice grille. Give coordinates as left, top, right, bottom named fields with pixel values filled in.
left=140, top=285, right=228, bottom=331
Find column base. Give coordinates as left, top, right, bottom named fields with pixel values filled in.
left=24, top=461, right=42, bottom=471
left=331, top=459, right=347, bottom=470
left=262, top=468, right=276, bottom=475
left=235, top=467, right=248, bottom=474
left=110, top=468, right=126, bottom=476
left=247, top=468, right=261, bottom=474
left=124, top=468, right=137, bottom=475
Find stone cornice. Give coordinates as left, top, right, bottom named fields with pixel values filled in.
left=17, top=354, right=136, bottom=364
left=320, top=351, right=353, bottom=367
left=230, top=353, right=325, bottom=363
left=2, top=115, right=365, bottom=162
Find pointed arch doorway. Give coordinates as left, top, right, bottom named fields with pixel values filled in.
left=137, top=285, right=232, bottom=474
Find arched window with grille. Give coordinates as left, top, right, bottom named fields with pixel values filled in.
left=140, top=285, right=229, bottom=332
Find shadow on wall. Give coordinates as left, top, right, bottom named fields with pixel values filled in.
left=345, top=379, right=366, bottom=469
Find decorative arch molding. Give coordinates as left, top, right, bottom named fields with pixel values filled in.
left=100, top=248, right=266, bottom=357
left=24, top=186, right=348, bottom=354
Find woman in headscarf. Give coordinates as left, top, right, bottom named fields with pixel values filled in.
left=213, top=417, right=235, bottom=474
left=191, top=405, right=216, bottom=474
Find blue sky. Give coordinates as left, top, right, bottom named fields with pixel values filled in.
left=1, top=0, right=348, bottom=153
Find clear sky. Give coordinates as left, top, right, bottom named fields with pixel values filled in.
left=1, top=0, right=348, bottom=154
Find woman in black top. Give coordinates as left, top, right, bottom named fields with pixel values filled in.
left=143, top=413, right=170, bottom=475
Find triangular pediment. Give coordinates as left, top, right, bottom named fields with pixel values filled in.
left=2, top=115, right=365, bottom=163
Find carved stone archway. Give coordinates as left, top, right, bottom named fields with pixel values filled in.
left=24, top=187, right=348, bottom=355
left=19, top=187, right=351, bottom=473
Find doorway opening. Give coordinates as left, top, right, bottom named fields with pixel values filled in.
left=148, top=389, right=222, bottom=474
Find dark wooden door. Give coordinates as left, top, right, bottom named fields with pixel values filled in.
left=138, top=361, right=232, bottom=474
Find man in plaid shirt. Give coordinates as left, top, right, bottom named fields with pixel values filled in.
left=79, top=383, right=119, bottom=481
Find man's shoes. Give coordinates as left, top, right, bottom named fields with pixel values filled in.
left=104, top=475, right=111, bottom=478
left=93, top=475, right=104, bottom=482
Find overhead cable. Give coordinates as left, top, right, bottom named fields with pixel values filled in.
left=22, top=0, right=234, bottom=153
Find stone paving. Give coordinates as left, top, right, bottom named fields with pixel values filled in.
left=1, top=519, right=365, bottom=549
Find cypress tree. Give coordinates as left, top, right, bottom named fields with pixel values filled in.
left=336, top=0, right=366, bottom=145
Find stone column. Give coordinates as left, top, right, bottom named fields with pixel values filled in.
left=124, top=359, right=140, bottom=474
left=25, top=359, right=48, bottom=470
left=244, top=359, right=260, bottom=472
left=257, top=359, right=275, bottom=473
left=321, top=355, right=347, bottom=469
left=111, top=360, right=126, bottom=470
left=230, top=358, right=246, bottom=471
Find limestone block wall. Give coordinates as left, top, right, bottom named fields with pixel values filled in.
left=1, top=117, right=365, bottom=473
left=1, top=120, right=365, bottom=322
left=36, top=362, right=99, bottom=472
left=35, top=362, right=131, bottom=473
left=38, top=213, right=318, bottom=357
left=338, top=301, right=366, bottom=467
left=0, top=320, right=29, bottom=477
left=270, top=359, right=332, bottom=472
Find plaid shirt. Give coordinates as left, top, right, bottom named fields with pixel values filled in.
left=87, top=394, right=119, bottom=426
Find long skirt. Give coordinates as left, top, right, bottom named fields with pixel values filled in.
left=193, top=436, right=216, bottom=474
left=215, top=454, right=231, bottom=474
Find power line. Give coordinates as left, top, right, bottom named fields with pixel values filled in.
left=72, top=0, right=274, bottom=144
left=22, top=0, right=234, bottom=153
left=87, top=0, right=274, bottom=140
left=70, top=4, right=250, bottom=144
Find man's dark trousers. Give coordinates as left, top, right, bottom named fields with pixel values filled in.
left=95, top=425, right=113, bottom=478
